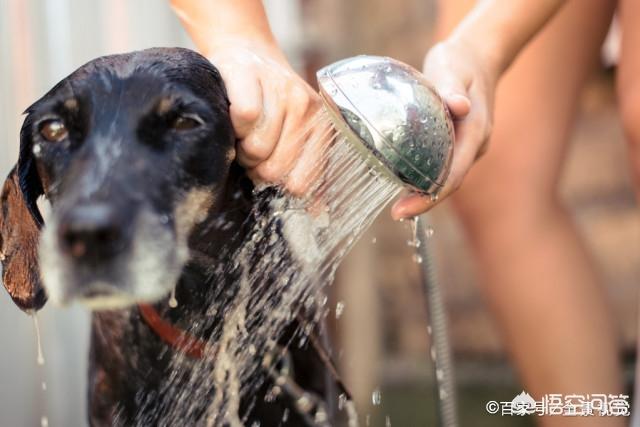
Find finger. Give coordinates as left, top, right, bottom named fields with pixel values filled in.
left=391, top=104, right=487, bottom=220
left=438, top=108, right=488, bottom=196
left=424, top=63, right=470, bottom=118
left=236, top=84, right=286, bottom=169
left=251, top=88, right=318, bottom=184
left=391, top=193, right=434, bottom=220
left=444, top=93, right=471, bottom=118
left=222, top=67, right=263, bottom=139
left=286, top=111, right=336, bottom=196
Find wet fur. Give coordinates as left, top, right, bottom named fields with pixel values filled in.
left=0, top=48, right=332, bottom=426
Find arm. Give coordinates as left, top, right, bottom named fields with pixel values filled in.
left=170, top=0, right=320, bottom=192
left=170, top=0, right=279, bottom=55
left=392, top=0, right=567, bottom=219
left=452, top=0, right=566, bottom=77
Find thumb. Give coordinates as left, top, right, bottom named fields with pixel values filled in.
left=433, top=76, right=470, bottom=119
left=443, top=93, right=471, bottom=118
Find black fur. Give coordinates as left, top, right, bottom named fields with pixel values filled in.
left=4, top=48, right=335, bottom=426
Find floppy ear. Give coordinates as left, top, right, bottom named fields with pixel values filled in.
left=0, top=142, right=47, bottom=311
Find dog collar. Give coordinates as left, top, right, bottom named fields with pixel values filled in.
left=138, top=304, right=209, bottom=359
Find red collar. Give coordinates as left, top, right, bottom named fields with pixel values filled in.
left=138, top=304, right=209, bottom=359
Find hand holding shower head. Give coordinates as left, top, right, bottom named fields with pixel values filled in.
left=316, top=55, right=459, bottom=427
left=317, top=55, right=454, bottom=196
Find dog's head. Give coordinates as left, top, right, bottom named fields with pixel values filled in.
left=0, top=48, right=236, bottom=311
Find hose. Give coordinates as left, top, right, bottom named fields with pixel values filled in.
left=416, top=215, right=458, bottom=427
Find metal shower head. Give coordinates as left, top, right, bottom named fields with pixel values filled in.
left=317, top=55, right=454, bottom=195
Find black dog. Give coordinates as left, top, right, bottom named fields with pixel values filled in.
left=0, top=48, right=339, bottom=426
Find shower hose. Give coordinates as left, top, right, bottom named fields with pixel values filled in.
left=416, top=215, right=459, bottom=427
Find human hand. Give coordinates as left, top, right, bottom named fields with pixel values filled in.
left=206, top=38, right=323, bottom=194
left=391, top=39, right=499, bottom=219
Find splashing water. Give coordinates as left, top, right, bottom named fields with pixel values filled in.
left=139, top=108, right=403, bottom=425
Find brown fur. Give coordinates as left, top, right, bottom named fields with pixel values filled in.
left=0, top=168, right=44, bottom=310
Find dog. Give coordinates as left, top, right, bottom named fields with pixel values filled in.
left=0, top=48, right=342, bottom=426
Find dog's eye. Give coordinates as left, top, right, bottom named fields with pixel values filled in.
left=40, top=120, right=68, bottom=142
left=171, top=114, right=202, bottom=131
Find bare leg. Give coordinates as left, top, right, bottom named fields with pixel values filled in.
left=616, top=2, right=640, bottom=423
left=618, top=0, right=640, bottom=199
left=436, top=1, right=624, bottom=426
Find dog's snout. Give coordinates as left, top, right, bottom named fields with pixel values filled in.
left=58, top=203, right=126, bottom=260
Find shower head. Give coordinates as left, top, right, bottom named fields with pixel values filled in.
left=317, top=55, right=454, bottom=195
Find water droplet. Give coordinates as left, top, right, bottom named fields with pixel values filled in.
left=298, top=335, right=307, bottom=347
left=168, top=288, right=178, bottom=308
left=427, top=325, right=432, bottom=335
left=335, top=301, right=345, bottom=319
left=430, top=193, right=439, bottom=203
left=424, top=226, right=435, bottom=237
left=269, top=233, right=278, bottom=245
left=282, top=408, right=290, bottom=422
left=439, top=388, right=448, bottom=400
left=41, top=416, right=48, bottom=427
left=338, top=393, right=348, bottom=410
left=296, top=393, right=314, bottom=413
left=315, top=408, right=329, bottom=423
left=436, top=369, right=444, bottom=381
left=385, top=415, right=392, bottom=427
left=41, top=382, right=47, bottom=391
left=264, top=387, right=277, bottom=403
left=345, top=400, right=360, bottom=427
left=406, top=239, right=421, bottom=248
left=412, top=254, right=423, bottom=264
left=371, top=237, right=377, bottom=244
left=33, top=144, right=42, bottom=156
left=371, top=388, right=382, bottom=405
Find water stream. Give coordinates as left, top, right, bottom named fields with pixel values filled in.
left=138, top=108, right=404, bottom=425
left=32, top=314, right=48, bottom=427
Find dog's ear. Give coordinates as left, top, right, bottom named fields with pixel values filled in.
left=0, top=141, right=47, bottom=311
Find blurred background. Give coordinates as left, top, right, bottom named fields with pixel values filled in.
left=0, top=0, right=638, bottom=426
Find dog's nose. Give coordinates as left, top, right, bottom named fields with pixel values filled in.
left=58, top=204, right=125, bottom=260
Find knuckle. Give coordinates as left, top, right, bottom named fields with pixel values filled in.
left=290, top=86, right=312, bottom=113
left=231, top=102, right=261, bottom=124
left=255, top=160, right=284, bottom=183
left=240, top=136, right=273, bottom=161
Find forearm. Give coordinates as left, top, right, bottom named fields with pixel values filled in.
left=448, top=0, right=566, bottom=78
left=170, top=0, right=279, bottom=56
